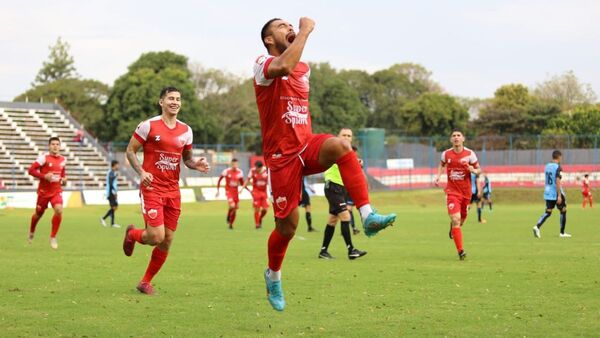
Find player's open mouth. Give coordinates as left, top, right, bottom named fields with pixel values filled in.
left=286, top=32, right=296, bottom=43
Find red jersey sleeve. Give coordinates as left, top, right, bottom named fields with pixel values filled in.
left=133, top=120, right=151, bottom=144
left=28, top=155, right=46, bottom=179
left=254, top=55, right=275, bottom=86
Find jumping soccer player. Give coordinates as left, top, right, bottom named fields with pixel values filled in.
left=299, top=177, right=317, bottom=232
left=582, top=174, right=592, bottom=209
left=242, top=160, right=270, bottom=229
left=122, top=87, right=210, bottom=295
left=470, top=172, right=486, bottom=224
left=434, top=130, right=480, bottom=260
left=216, top=158, right=244, bottom=229
left=533, top=150, right=570, bottom=238
left=101, top=160, right=120, bottom=228
left=319, top=128, right=367, bottom=260
left=28, top=136, right=67, bottom=249
left=254, top=17, right=396, bottom=311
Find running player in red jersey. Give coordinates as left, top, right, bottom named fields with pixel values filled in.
left=434, top=130, right=480, bottom=261
left=242, top=160, right=269, bottom=229
left=122, top=87, right=210, bottom=295
left=254, top=17, right=396, bottom=311
left=216, top=158, right=244, bottom=229
left=582, top=174, right=593, bottom=208
left=27, top=136, right=67, bottom=249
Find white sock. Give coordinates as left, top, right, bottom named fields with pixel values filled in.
left=359, top=204, right=373, bottom=220
left=268, top=268, right=281, bottom=281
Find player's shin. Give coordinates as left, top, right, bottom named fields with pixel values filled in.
left=451, top=227, right=463, bottom=253
left=141, top=247, right=168, bottom=283
left=50, top=213, right=62, bottom=238
left=536, top=212, right=551, bottom=228
left=340, top=221, right=353, bottom=251
left=267, top=229, right=292, bottom=281
left=337, top=152, right=371, bottom=219
left=560, top=212, right=567, bottom=234
left=30, top=213, right=42, bottom=234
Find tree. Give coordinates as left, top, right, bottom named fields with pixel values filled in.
left=533, top=70, right=597, bottom=111
left=15, top=79, right=109, bottom=133
left=102, top=51, right=201, bottom=142
left=308, top=63, right=368, bottom=134
left=473, top=84, right=532, bottom=135
left=544, top=104, right=600, bottom=135
left=399, top=93, right=468, bottom=136
left=34, top=37, right=77, bottom=85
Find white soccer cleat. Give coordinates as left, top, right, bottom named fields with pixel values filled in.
left=111, top=224, right=121, bottom=229
left=100, top=218, right=107, bottom=227
left=50, top=237, right=58, bottom=250
left=559, top=233, right=572, bottom=238
left=532, top=226, right=541, bottom=238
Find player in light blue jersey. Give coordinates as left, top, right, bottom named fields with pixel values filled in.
left=470, top=172, right=486, bottom=223
left=101, top=160, right=120, bottom=228
left=533, top=150, right=570, bottom=238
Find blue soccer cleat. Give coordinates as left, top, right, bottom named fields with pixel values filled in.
left=264, top=269, right=285, bottom=311
left=363, top=211, right=396, bottom=237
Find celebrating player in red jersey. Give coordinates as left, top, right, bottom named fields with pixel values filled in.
left=122, top=87, right=210, bottom=295
left=27, top=136, right=67, bottom=249
left=242, top=160, right=270, bottom=229
left=434, top=130, right=480, bottom=260
left=582, top=174, right=593, bottom=208
left=254, top=17, right=396, bottom=311
left=216, top=158, right=245, bottom=229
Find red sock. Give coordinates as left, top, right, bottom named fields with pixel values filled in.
left=260, top=209, right=267, bottom=220
left=30, top=213, right=41, bottom=234
left=229, top=209, right=237, bottom=225
left=50, top=214, right=62, bottom=238
left=337, top=151, right=369, bottom=208
left=267, top=229, right=292, bottom=271
left=129, top=228, right=145, bottom=244
left=226, top=209, right=232, bottom=223
left=451, top=227, right=463, bottom=253
left=141, top=247, right=168, bottom=283
left=590, top=197, right=593, bottom=208
left=583, top=200, right=586, bottom=208
left=254, top=211, right=260, bottom=226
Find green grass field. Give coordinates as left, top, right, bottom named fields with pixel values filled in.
left=1, top=189, right=599, bottom=337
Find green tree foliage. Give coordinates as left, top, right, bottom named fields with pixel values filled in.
left=34, top=37, right=77, bottom=85
left=533, top=70, right=597, bottom=112
left=308, top=63, right=368, bottom=134
left=544, top=104, right=600, bottom=135
left=102, top=51, right=201, bottom=142
left=15, top=79, right=108, bottom=132
left=473, top=84, right=560, bottom=136
left=400, top=93, right=468, bottom=136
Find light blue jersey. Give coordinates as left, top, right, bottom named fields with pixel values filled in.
left=543, top=162, right=563, bottom=200
left=482, top=176, right=491, bottom=194
left=471, top=173, right=478, bottom=194
left=105, top=169, right=118, bottom=197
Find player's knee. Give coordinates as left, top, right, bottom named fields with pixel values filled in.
left=545, top=209, right=553, bottom=214
left=451, top=218, right=461, bottom=227
left=146, top=232, right=165, bottom=245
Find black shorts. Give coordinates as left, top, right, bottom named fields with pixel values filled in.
left=324, top=181, right=348, bottom=215
left=108, top=194, right=118, bottom=207
left=299, top=187, right=311, bottom=207
left=482, top=192, right=491, bottom=200
left=545, top=194, right=566, bottom=210
left=470, top=193, right=480, bottom=204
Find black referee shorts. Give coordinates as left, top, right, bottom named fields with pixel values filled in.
left=324, top=181, right=348, bottom=215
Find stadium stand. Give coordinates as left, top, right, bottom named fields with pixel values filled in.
left=0, top=101, right=135, bottom=190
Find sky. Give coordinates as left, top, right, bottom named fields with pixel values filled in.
left=1, top=0, right=599, bottom=101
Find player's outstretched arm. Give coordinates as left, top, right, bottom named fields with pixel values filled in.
left=28, top=162, right=44, bottom=180
left=267, top=17, right=315, bottom=78
left=126, top=136, right=153, bottom=187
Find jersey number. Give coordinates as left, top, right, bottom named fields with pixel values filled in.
left=546, top=172, right=553, bottom=185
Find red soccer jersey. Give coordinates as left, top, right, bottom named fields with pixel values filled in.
left=133, top=116, right=193, bottom=198
left=29, top=153, right=66, bottom=198
left=249, top=167, right=269, bottom=193
left=253, top=55, right=313, bottom=170
left=219, top=167, right=244, bottom=192
left=441, top=147, right=479, bottom=198
left=582, top=179, right=590, bottom=193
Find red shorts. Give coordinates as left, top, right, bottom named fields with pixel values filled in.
left=140, top=192, right=181, bottom=231
left=36, top=193, right=63, bottom=213
left=268, top=134, right=333, bottom=219
left=446, top=194, right=470, bottom=220
left=226, top=189, right=240, bottom=208
left=582, top=191, right=591, bottom=197
left=252, top=190, right=269, bottom=209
